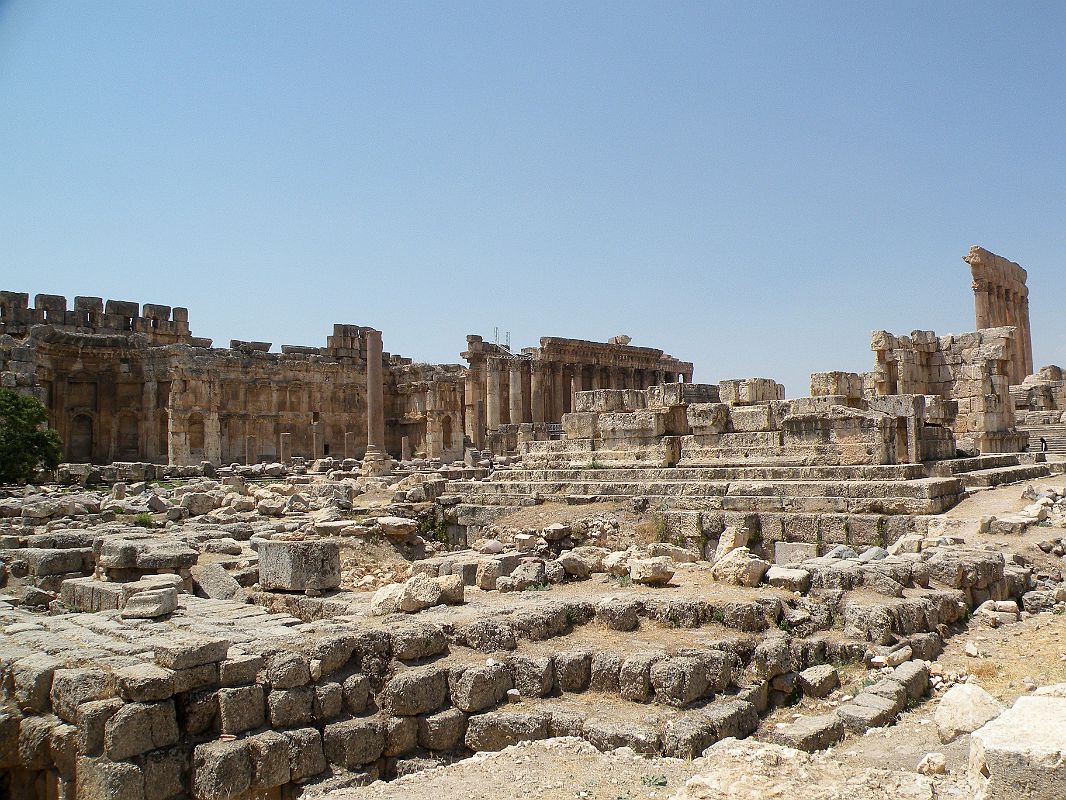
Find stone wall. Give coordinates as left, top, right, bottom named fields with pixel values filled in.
left=2, top=294, right=465, bottom=467
left=869, top=328, right=1026, bottom=454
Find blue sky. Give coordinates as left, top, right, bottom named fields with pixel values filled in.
left=2, top=2, right=1065, bottom=395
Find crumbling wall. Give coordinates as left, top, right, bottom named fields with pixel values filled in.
left=869, top=328, right=1026, bottom=454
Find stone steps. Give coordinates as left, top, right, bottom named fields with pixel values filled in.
left=956, top=463, right=1054, bottom=488
left=1018, top=423, right=1066, bottom=454
left=495, top=464, right=929, bottom=482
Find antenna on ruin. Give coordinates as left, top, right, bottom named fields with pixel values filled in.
left=505, top=331, right=511, bottom=351
left=493, top=327, right=499, bottom=346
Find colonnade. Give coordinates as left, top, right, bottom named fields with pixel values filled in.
left=480, top=357, right=680, bottom=432
left=967, top=246, right=1034, bottom=385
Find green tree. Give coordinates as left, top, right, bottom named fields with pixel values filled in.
left=0, top=389, right=62, bottom=483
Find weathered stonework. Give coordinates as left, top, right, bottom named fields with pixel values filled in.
left=462, top=335, right=692, bottom=453
left=0, top=294, right=465, bottom=465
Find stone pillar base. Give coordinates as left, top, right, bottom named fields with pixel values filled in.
left=360, top=445, right=393, bottom=477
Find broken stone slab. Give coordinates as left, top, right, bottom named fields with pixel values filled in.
left=710, top=547, right=769, bottom=587
left=629, top=556, right=675, bottom=585
left=120, top=587, right=179, bottom=619
left=257, top=539, right=340, bottom=594
left=374, top=516, right=419, bottom=538
left=766, top=565, right=811, bottom=593
left=969, top=693, right=1066, bottom=800
left=770, top=713, right=844, bottom=752
left=797, top=664, right=839, bottom=698
left=191, top=563, right=244, bottom=601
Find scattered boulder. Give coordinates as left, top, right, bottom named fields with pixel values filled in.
left=934, top=683, right=1002, bottom=743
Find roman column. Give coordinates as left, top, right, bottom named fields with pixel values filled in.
left=509, top=361, right=526, bottom=424
left=486, top=358, right=502, bottom=431
left=972, top=278, right=990, bottom=329
left=366, top=329, right=385, bottom=449
left=530, top=363, right=546, bottom=423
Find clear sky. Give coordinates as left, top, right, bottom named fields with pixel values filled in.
left=2, top=2, right=1065, bottom=395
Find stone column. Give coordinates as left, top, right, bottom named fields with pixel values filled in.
left=245, top=434, right=256, bottom=465
left=1004, top=291, right=1022, bottom=385
left=366, top=329, right=385, bottom=449
left=343, top=431, right=355, bottom=459
left=279, top=432, right=291, bottom=464
left=464, top=363, right=484, bottom=447
left=552, top=364, right=567, bottom=421
left=509, top=361, right=526, bottom=424
left=530, top=363, right=546, bottom=424
left=401, top=435, right=412, bottom=461
left=486, top=358, right=502, bottom=431
left=1014, top=294, right=1031, bottom=379
left=973, top=279, right=990, bottom=329
left=311, top=421, right=322, bottom=459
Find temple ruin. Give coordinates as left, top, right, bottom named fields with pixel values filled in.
left=1, top=244, right=1065, bottom=800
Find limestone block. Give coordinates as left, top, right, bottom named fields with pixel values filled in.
left=375, top=516, right=419, bottom=538
left=218, top=686, right=265, bottom=734
left=798, top=665, right=839, bottom=698
left=629, top=556, right=675, bottom=585
left=730, top=404, right=775, bottom=433
left=776, top=541, right=814, bottom=567
left=370, top=582, right=404, bottom=616
left=417, top=707, right=467, bottom=750
left=686, top=403, right=729, bottom=435
left=379, top=666, right=448, bottom=716
left=323, top=717, right=385, bottom=768
left=553, top=651, right=592, bottom=692
left=153, top=635, right=230, bottom=670
left=597, top=410, right=668, bottom=440
left=449, top=663, right=511, bottom=712
left=193, top=739, right=253, bottom=800
left=12, top=654, right=61, bottom=714
left=935, top=684, right=1002, bottom=743
left=257, top=539, right=341, bottom=592
left=969, top=694, right=1066, bottom=800
left=51, top=669, right=117, bottom=724
left=284, top=727, right=327, bottom=781
left=120, top=587, right=178, bottom=619
left=650, top=656, right=709, bottom=707
left=714, top=526, right=749, bottom=561
left=77, top=756, right=146, bottom=800
left=115, top=664, right=175, bottom=703
left=103, top=701, right=179, bottom=761
left=766, top=566, right=811, bottom=593
left=190, top=563, right=243, bottom=601
left=770, top=713, right=845, bottom=752
left=574, top=389, right=626, bottom=413
left=464, top=710, right=548, bottom=752
left=562, top=412, right=599, bottom=440
left=710, top=547, right=769, bottom=587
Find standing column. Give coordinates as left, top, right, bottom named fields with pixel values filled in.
left=1004, top=291, right=1021, bottom=384
left=464, top=363, right=483, bottom=446
left=1014, top=294, right=1031, bottom=379
left=486, top=359, right=502, bottom=431
left=509, top=361, right=526, bottom=423
left=530, top=363, right=546, bottom=423
left=552, top=364, right=566, bottom=420
left=973, top=279, right=990, bottom=329
left=279, top=432, right=291, bottom=464
left=366, top=329, right=385, bottom=449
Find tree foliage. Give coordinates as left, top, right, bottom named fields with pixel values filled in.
left=0, top=389, right=62, bottom=483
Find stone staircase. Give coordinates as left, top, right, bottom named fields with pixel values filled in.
left=443, top=454, right=1059, bottom=551
left=1018, top=423, right=1066, bottom=454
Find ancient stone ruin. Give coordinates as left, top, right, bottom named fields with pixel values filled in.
left=1, top=244, right=1065, bottom=799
